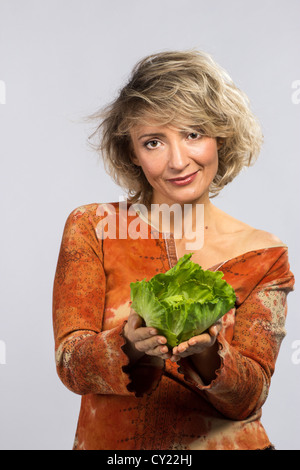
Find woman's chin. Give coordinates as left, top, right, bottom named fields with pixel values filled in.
left=152, top=188, right=209, bottom=206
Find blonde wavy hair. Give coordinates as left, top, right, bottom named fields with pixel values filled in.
left=87, top=50, right=263, bottom=207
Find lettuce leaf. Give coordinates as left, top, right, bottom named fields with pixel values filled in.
left=130, top=253, right=236, bottom=348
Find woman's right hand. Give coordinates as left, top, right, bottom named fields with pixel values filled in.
left=123, top=308, right=172, bottom=364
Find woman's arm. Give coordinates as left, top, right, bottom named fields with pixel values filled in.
left=53, top=206, right=135, bottom=396
left=185, top=338, right=221, bottom=385
left=53, top=206, right=164, bottom=397
left=173, top=251, right=294, bottom=420
left=171, top=323, right=222, bottom=384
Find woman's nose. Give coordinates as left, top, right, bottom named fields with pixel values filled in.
left=168, top=142, right=189, bottom=171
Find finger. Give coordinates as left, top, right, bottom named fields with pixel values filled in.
left=170, top=354, right=181, bottom=362
left=173, top=341, right=194, bottom=356
left=127, top=312, right=157, bottom=340
left=127, top=315, right=140, bottom=331
left=128, top=309, right=143, bottom=328
left=135, top=335, right=168, bottom=353
left=187, top=331, right=212, bottom=346
left=177, top=341, right=190, bottom=353
left=146, top=344, right=171, bottom=359
left=172, top=333, right=214, bottom=358
left=173, top=341, right=191, bottom=355
left=130, top=326, right=160, bottom=345
left=209, top=321, right=222, bottom=337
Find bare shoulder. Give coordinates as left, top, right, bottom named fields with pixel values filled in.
left=209, top=205, right=287, bottom=256
left=227, top=211, right=287, bottom=250
left=246, top=228, right=287, bottom=251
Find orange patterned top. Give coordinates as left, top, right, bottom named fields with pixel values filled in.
left=52, top=202, right=295, bottom=450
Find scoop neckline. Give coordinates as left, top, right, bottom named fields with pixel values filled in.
left=167, top=241, right=287, bottom=271
left=129, top=201, right=287, bottom=270
left=200, top=245, right=288, bottom=271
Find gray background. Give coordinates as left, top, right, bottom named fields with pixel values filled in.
left=0, top=0, right=299, bottom=450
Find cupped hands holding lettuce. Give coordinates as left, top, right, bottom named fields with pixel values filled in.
left=124, top=254, right=236, bottom=366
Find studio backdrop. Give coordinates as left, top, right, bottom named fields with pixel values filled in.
left=0, top=0, right=299, bottom=450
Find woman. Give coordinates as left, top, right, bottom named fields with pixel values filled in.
left=53, top=50, right=295, bottom=450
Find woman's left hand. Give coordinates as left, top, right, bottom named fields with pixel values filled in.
left=170, top=320, right=222, bottom=362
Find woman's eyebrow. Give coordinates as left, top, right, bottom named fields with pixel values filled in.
left=137, top=133, right=167, bottom=141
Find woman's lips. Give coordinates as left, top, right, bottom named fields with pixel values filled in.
left=167, top=170, right=200, bottom=186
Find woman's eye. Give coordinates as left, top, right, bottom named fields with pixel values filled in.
left=145, top=140, right=161, bottom=149
left=188, top=132, right=202, bottom=140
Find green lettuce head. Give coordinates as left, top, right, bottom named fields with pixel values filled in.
left=130, top=253, right=236, bottom=348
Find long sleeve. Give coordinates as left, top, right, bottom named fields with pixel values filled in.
left=52, top=206, right=135, bottom=396
left=178, top=249, right=295, bottom=420
left=53, top=207, right=295, bottom=449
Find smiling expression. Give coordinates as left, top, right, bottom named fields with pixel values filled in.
left=130, top=124, right=220, bottom=206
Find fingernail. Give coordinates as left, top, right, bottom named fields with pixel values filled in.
left=150, top=329, right=157, bottom=335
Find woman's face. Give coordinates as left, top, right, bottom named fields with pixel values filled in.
left=130, top=123, right=220, bottom=206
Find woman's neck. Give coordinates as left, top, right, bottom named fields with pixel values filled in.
left=147, top=193, right=215, bottom=237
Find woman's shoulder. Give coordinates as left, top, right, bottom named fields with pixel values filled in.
left=244, top=228, right=286, bottom=251
left=67, top=201, right=120, bottom=219
left=215, top=211, right=293, bottom=284
left=214, top=205, right=287, bottom=253
left=234, top=223, right=287, bottom=255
